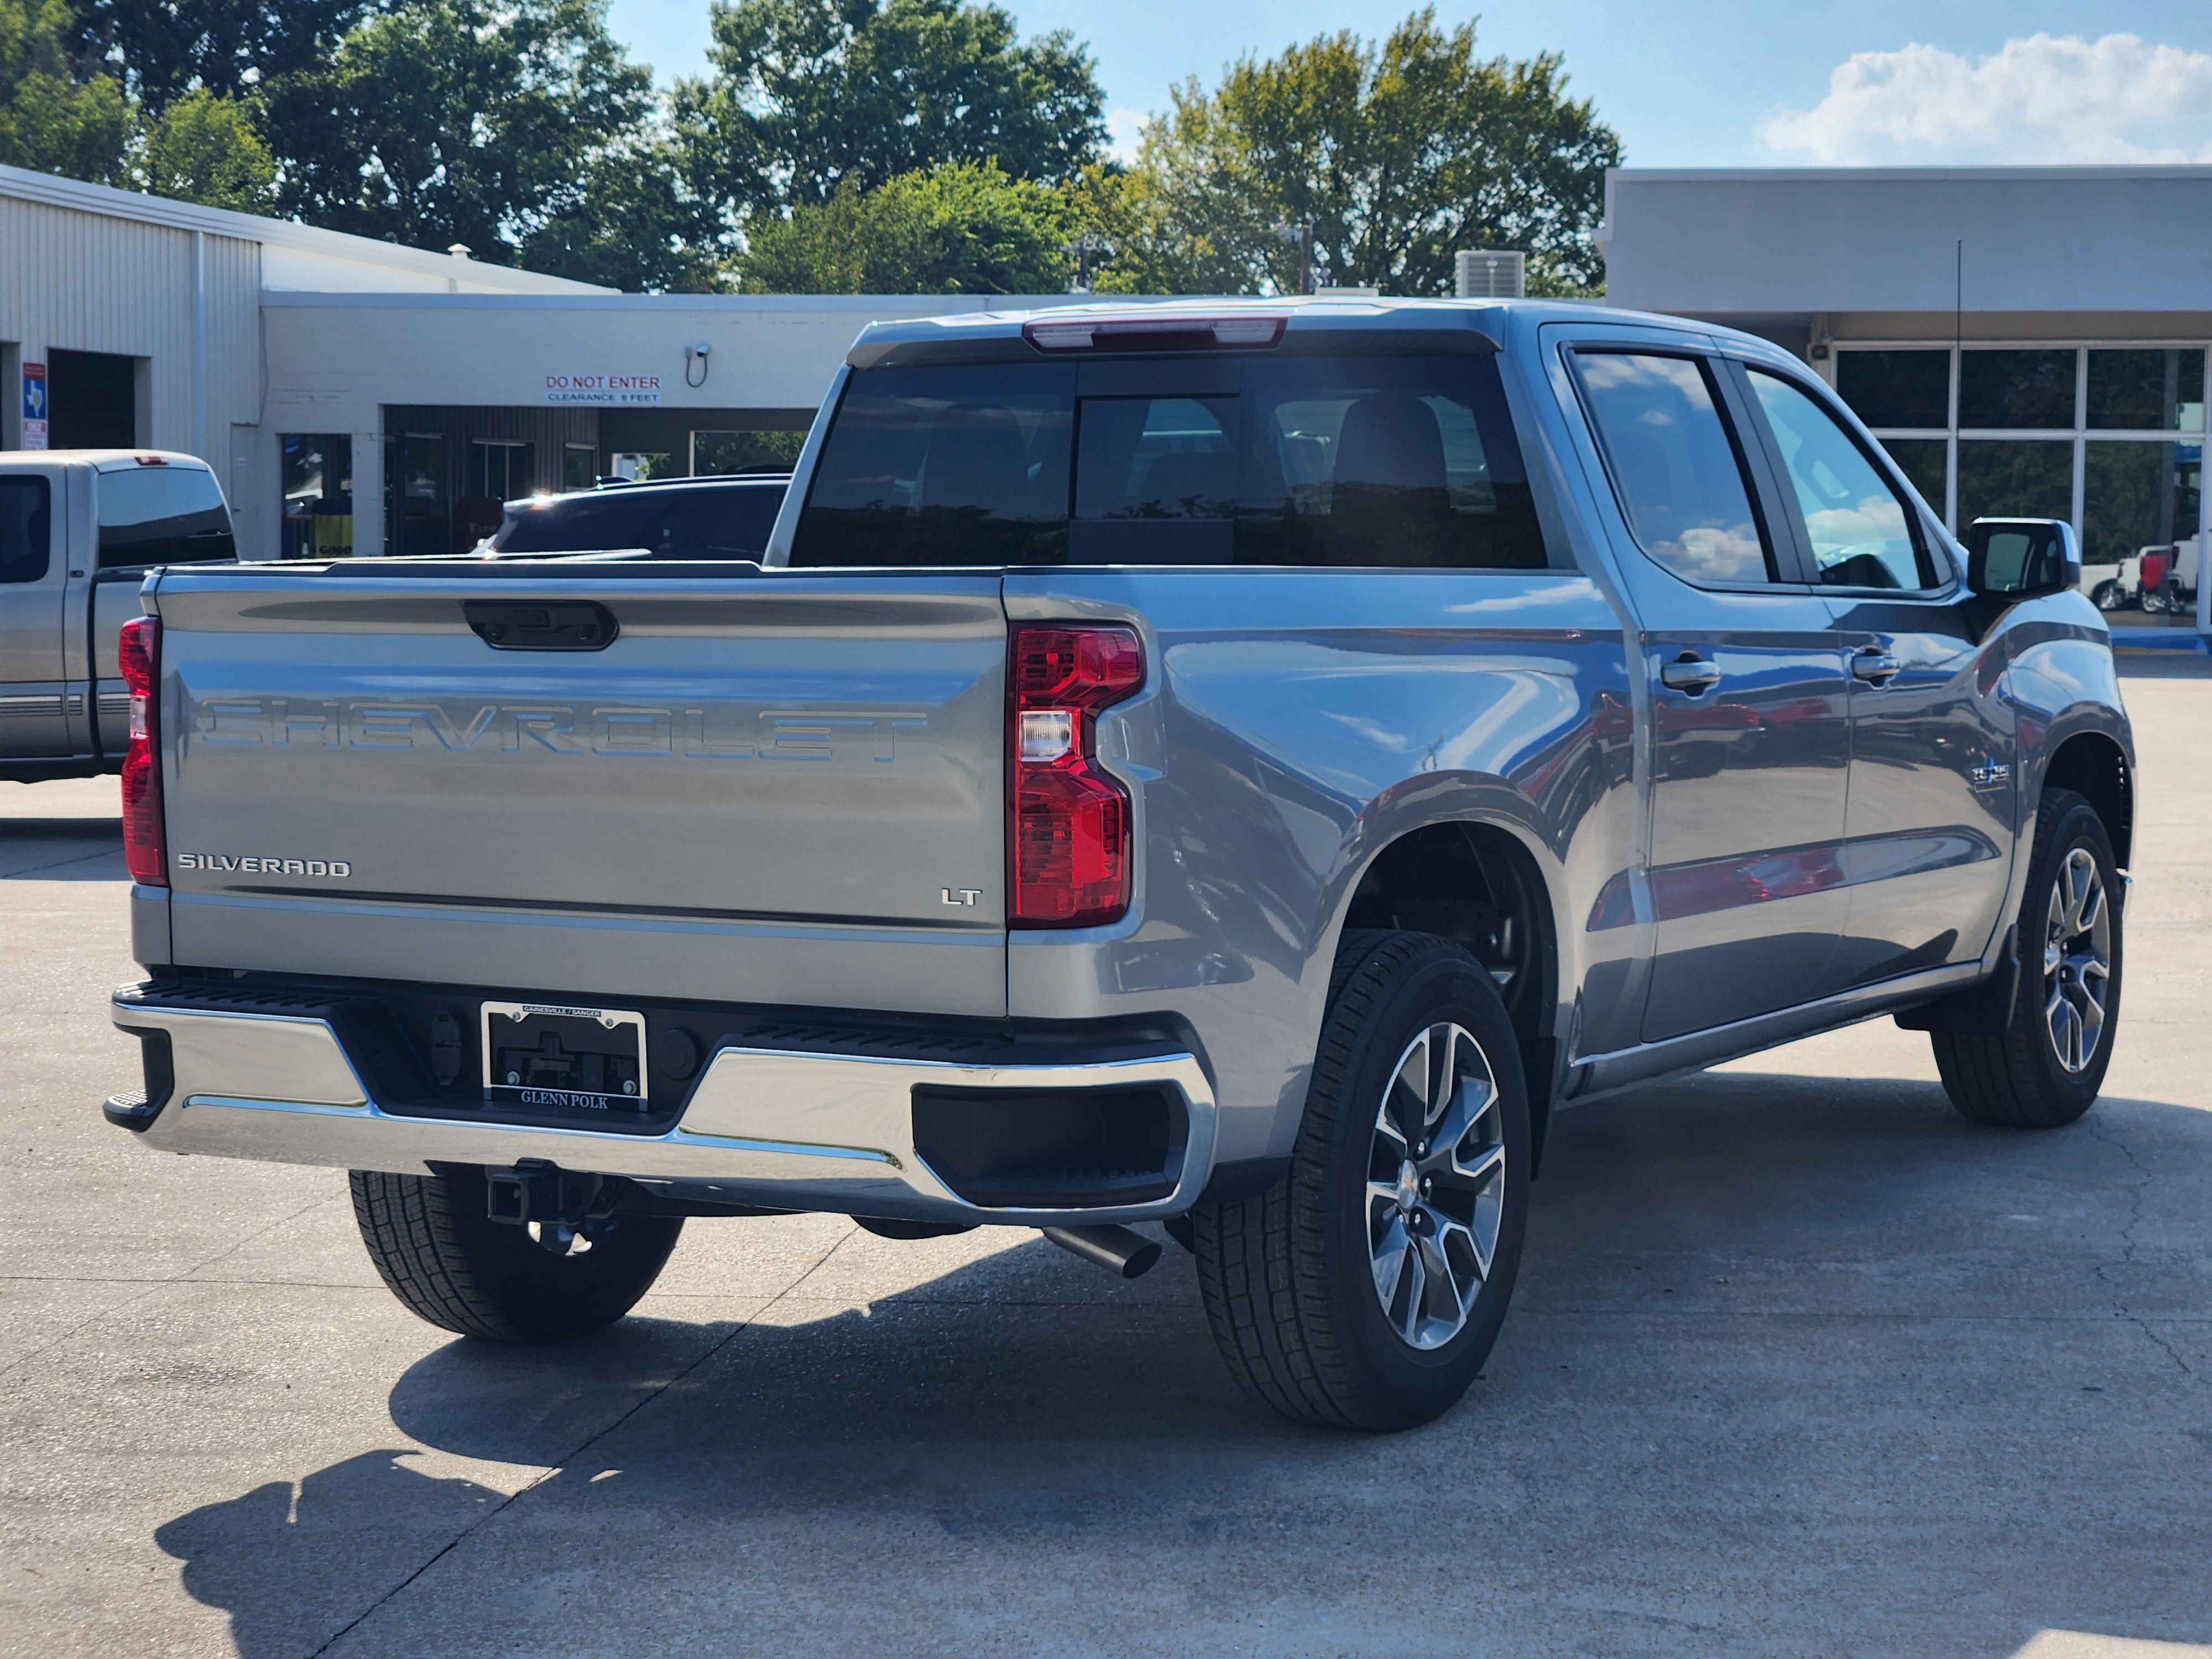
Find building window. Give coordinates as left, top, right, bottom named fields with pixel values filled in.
left=562, top=443, right=597, bottom=491
left=468, top=438, right=535, bottom=499
left=386, top=431, right=447, bottom=557
left=280, top=434, right=353, bottom=559
left=1957, top=349, right=2075, bottom=430
left=1836, top=351, right=1949, bottom=430
left=692, top=429, right=807, bottom=476
left=2086, top=350, right=2205, bottom=432
left=1834, top=342, right=2210, bottom=624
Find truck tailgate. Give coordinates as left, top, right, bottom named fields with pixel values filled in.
left=152, top=568, right=1009, bottom=1016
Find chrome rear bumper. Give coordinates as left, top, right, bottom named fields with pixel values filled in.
left=109, top=992, right=1217, bottom=1227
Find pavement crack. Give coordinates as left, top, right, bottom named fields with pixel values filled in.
left=304, top=1222, right=862, bottom=1658
left=2088, top=1110, right=2193, bottom=1377
left=1, top=846, right=125, bottom=879
left=0, top=1190, right=343, bottom=1390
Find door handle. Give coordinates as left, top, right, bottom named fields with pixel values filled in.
left=1851, top=650, right=1902, bottom=685
left=1660, top=656, right=1723, bottom=694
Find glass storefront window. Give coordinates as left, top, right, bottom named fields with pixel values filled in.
left=2084, top=441, right=2201, bottom=566
left=562, top=444, right=597, bottom=491
left=1957, top=439, right=2072, bottom=528
left=1877, top=438, right=1947, bottom=513
left=1837, top=342, right=2209, bottom=625
left=1958, top=349, right=2076, bottom=430
left=2086, top=350, right=2205, bottom=431
left=1837, top=351, right=1950, bottom=430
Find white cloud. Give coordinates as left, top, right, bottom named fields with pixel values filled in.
left=1106, top=108, right=1147, bottom=166
left=1762, top=33, right=2212, bottom=164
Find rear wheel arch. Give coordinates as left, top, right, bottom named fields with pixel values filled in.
left=1338, top=820, right=1560, bottom=1158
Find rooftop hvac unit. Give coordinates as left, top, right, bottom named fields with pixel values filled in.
left=1455, top=249, right=1525, bottom=300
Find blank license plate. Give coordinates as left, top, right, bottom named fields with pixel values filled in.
left=481, top=1001, right=650, bottom=1114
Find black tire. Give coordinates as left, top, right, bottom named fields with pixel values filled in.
left=1193, top=930, right=1531, bottom=1431
left=1932, top=789, right=2122, bottom=1129
left=349, top=1164, right=682, bottom=1342
left=2090, top=581, right=2124, bottom=612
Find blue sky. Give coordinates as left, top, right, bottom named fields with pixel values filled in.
left=604, top=0, right=2212, bottom=166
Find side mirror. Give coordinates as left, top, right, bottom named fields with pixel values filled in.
left=1966, top=517, right=2080, bottom=599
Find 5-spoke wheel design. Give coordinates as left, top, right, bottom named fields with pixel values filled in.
left=1367, top=1021, right=1506, bottom=1350
left=2044, top=846, right=2112, bottom=1074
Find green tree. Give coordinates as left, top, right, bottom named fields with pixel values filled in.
left=74, top=0, right=371, bottom=113
left=522, top=135, right=729, bottom=292
left=259, top=0, right=666, bottom=272
left=0, top=0, right=132, bottom=182
left=676, top=0, right=1104, bottom=231
left=138, top=85, right=273, bottom=210
left=736, top=158, right=1074, bottom=293
left=1094, top=9, right=1619, bottom=296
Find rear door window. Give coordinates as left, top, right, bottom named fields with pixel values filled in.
left=790, top=353, right=1546, bottom=568
left=1571, top=351, right=1775, bottom=586
left=96, top=466, right=234, bottom=568
left=0, top=477, right=51, bottom=583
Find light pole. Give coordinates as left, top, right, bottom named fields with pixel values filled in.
left=1064, top=232, right=1111, bottom=294
left=1272, top=221, right=1313, bottom=295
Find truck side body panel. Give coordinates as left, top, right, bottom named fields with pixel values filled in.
left=1003, top=566, right=1635, bottom=1164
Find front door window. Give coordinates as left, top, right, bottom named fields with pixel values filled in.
left=1746, top=371, right=1935, bottom=591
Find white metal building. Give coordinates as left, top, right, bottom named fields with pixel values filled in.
left=1, top=164, right=1076, bottom=561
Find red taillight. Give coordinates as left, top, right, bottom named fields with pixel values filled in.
left=1009, top=624, right=1144, bottom=927
left=118, top=615, right=165, bottom=887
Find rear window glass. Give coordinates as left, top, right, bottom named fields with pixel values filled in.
left=1571, top=352, right=1773, bottom=586
left=791, top=354, right=1546, bottom=569
left=97, top=466, right=234, bottom=569
left=492, top=482, right=787, bottom=560
left=0, top=476, right=51, bottom=583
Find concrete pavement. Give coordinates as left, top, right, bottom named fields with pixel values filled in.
left=2, top=661, right=2208, bottom=1658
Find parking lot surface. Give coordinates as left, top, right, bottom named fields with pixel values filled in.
left=3, top=657, right=2209, bottom=1659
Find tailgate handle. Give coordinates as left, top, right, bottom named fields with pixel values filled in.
left=463, top=600, right=618, bottom=651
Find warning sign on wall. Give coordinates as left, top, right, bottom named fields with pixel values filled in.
left=20, top=362, right=47, bottom=450
left=544, top=373, right=662, bottom=406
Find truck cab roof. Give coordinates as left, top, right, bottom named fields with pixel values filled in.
left=841, top=295, right=1760, bottom=369
left=0, top=449, right=216, bottom=473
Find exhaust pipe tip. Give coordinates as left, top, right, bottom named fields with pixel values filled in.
left=1040, top=1223, right=1163, bottom=1280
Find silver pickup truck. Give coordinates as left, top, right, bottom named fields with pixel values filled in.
left=102, top=300, right=2133, bottom=1431
left=2, top=450, right=234, bottom=782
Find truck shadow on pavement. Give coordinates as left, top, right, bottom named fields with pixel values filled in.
left=0, top=816, right=125, bottom=881
left=154, top=1069, right=2212, bottom=1657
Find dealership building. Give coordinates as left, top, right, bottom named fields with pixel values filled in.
left=0, top=164, right=1058, bottom=563
left=3, top=158, right=2208, bottom=635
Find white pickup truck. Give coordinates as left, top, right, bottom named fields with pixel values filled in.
left=1, top=451, right=234, bottom=782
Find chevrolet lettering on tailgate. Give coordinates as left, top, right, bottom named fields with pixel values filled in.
left=190, top=697, right=930, bottom=760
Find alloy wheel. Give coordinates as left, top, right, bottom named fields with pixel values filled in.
left=2043, top=846, right=2112, bottom=1074
left=1366, top=1021, right=1506, bottom=1350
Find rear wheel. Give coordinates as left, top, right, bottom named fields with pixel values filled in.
left=1932, top=790, right=2121, bottom=1128
left=349, top=1164, right=682, bottom=1342
left=1194, top=930, right=1530, bottom=1431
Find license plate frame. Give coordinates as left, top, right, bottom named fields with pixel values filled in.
left=481, top=1000, right=651, bottom=1116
